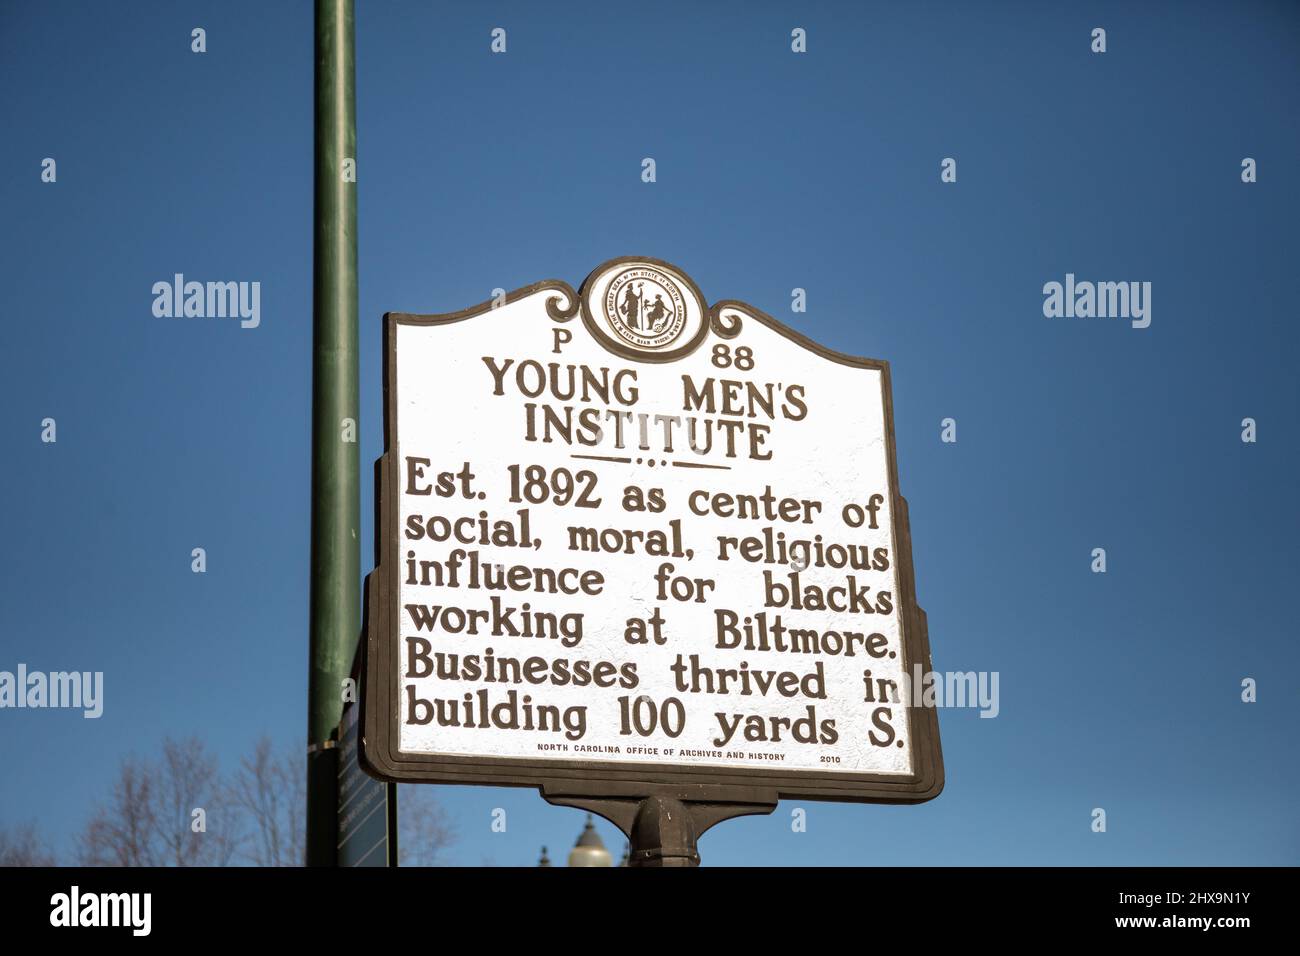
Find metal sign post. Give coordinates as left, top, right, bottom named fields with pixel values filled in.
left=306, top=0, right=360, bottom=867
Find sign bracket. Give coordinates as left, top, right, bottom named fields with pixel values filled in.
left=542, top=786, right=778, bottom=867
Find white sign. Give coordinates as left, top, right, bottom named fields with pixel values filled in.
left=363, top=257, right=942, bottom=803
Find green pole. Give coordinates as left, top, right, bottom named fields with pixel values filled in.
left=306, top=0, right=359, bottom=868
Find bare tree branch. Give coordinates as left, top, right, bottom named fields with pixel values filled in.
left=0, top=822, right=57, bottom=867
left=70, top=734, right=455, bottom=867
left=79, top=756, right=159, bottom=866
left=397, top=784, right=456, bottom=867
left=227, top=737, right=304, bottom=866
left=157, top=736, right=239, bottom=866
left=78, top=738, right=236, bottom=866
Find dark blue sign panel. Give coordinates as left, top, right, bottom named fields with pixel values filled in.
left=338, top=702, right=396, bottom=866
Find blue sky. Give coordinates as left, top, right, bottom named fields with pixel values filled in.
left=1, top=0, right=1297, bottom=866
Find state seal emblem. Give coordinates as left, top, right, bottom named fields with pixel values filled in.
left=602, top=265, right=688, bottom=350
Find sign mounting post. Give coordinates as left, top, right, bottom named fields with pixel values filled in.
left=306, top=0, right=360, bottom=867
left=361, top=257, right=943, bottom=865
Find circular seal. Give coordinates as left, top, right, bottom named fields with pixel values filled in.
left=602, top=266, right=688, bottom=350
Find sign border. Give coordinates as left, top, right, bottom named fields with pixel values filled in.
left=361, top=257, right=944, bottom=805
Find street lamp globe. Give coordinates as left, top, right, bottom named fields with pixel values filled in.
left=567, top=814, right=612, bottom=867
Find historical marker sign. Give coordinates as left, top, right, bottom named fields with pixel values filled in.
left=362, top=256, right=942, bottom=804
